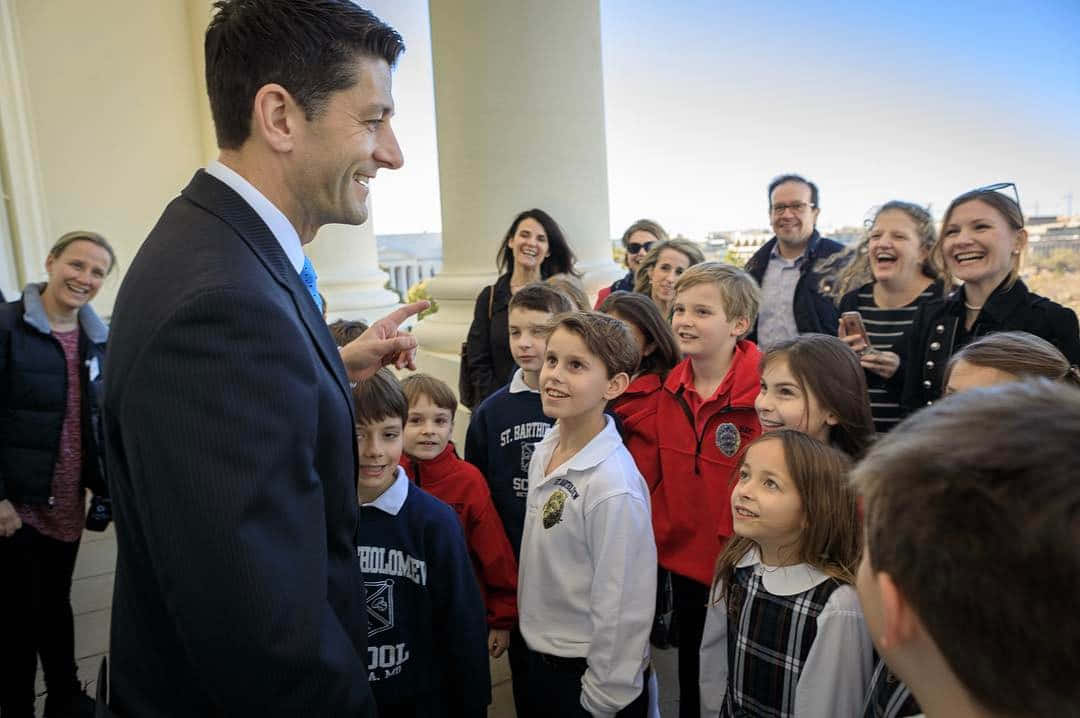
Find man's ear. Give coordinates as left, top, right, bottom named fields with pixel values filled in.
left=876, top=571, right=920, bottom=651
left=251, top=83, right=300, bottom=153
left=604, top=371, right=630, bottom=401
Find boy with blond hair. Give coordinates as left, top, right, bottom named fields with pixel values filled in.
left=518, top=312, right=656, bottom=717
left=650, top=262, right=763, bottom=718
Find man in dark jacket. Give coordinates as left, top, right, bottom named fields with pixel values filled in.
left=102, top=3, right=424, bottom=717
left=745, top=174, right=845, bottom=346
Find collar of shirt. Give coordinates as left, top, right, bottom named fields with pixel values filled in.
left=509, top=367, right=540, bottom=394
left=205, top=160, right=305, bottom=275
left=532, top=415, right=622, bottom=487
left=736, top=546, right=831, bottom=596
left=768, top=243, right=805, bottom=267
left=360, top=466, right=409, bottom=515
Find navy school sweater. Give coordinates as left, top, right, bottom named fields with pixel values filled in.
left=464, top=373, right=554, bottom=559
left=356, top=469, right=490, bottom=717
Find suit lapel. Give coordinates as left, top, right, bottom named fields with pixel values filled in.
left=180, top=171, right=355, bottom=420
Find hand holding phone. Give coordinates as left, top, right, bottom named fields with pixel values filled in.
left=839, top=311, right=873, bottom=355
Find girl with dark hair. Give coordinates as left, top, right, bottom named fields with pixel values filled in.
left=0, top=231, right=116, bottom=718
left=699, top=430, right=872, bottom=716
left=901, top=184, right=1080, bottom=410
left=463, top=209, right=578, bottom=406
left=944, top=330, right=1080, bottom=394
left=832, top=202, right=943, bottom=432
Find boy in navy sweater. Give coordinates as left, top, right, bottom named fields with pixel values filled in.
left=353, top=369, right=489, bottom=718
left=464, top=282, right=574, bottom=718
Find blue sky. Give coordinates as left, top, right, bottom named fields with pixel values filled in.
left=364, top=0, right=1080, bottom=237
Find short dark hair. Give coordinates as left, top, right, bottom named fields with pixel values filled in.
left=853, top=380, right=1080, bottom=716
left=598, top=291, right=681, bottom=379
left=400, top=373, right=458, bottom=417
left=496, top=209, right=578, bottom=278
left=768, top=173, right=819, bottom=209
left=545, top=311, right=639, bottom=379
left=353, top=368, right=408, bottom=428
left=328, top=319, right=369, bottom=348
left=205, top=0, right=405, bottom=149
left=508, top=282, right=575, bottom=316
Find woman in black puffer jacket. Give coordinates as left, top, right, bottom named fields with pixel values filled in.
left=0, top=231, right=115, bottom=718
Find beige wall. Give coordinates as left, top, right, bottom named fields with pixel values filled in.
left=13, top=0, right=206, bottom=315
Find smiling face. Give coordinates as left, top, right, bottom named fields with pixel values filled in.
left=507, top=218, right=550, bottom=273
left=355, top=416, right=404, bottom=502
left=770, top=180, right=819, bottom=254
left=290, top=56, right=403, bottom=237
left=44, top=239, right=112, bottom=313
left=731, top=438, right=805, bottom=561
left=540, top=326, right=622, bottom=420
left=755, top=357, right=838, bottom=443
left=868, top=209, right=929, bottom=287
left=508, top=307, right=554, bottom=374
left=649, top=248, right=692, bottom=305
left=940, top=199, right=1025, bottom=290
left=404, top=394, right=454, bottom=461
left=625, top=230, right=657, bottom=273
left=671, top=282, right=747, bottom=360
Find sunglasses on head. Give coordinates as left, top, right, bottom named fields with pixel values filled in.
left=628, top=240, right=654, bottom=254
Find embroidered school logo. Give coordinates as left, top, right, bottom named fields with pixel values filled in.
left=542, top=489, right=568, bottom=529
left=520, top=442, right=535, bottom=472
left=715, top=422, right=741, bottom=457
left=365, top=580, right=395, bottom=637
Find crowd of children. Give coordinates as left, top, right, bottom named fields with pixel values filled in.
left=339, top=259, right=1079, bottom=718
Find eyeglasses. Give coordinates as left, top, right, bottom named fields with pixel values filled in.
left=970, top=182, right=1023, bottom=223
left=627, top=241, right=655, bottom=254
left=771, top=201, right=814, bottom=216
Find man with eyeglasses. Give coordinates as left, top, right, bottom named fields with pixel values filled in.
left=745, top=174, right=845, bottom=347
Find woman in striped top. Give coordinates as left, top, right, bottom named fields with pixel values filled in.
left=834, top=202, right=943, bottom=434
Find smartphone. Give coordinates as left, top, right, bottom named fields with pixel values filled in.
left=840, top=311, right=872, bottom=354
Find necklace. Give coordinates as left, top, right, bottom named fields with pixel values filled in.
left=964, top=302, right=983, bottom=311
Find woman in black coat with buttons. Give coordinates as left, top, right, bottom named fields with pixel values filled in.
left=0, top=231, right=115, bottom=718
left=901, top=186, right=1080, bottom=412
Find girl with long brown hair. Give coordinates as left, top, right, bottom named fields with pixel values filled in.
left=699, top=430, right=872, bottom=716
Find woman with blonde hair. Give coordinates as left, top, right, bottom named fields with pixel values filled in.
left=901, top=184, right=1080, bottom=409
left=634, top=238, right=705, bottom=318
left=594, top=219, right=670, bottom=308
left=832, top=201, right=943, bottom=432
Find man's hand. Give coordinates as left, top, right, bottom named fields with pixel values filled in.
left=339, top=301, right=430, bottom=383
left=488, top=628, right=510, bottom=658
left=0, top=499, right=22, bottom=538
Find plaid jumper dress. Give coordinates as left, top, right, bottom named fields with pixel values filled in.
left=721, top=564, right=844, bottom=717
left=861, top=659, right=921, bottom=718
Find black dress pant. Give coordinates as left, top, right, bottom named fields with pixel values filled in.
left=0, top=525, right=82, bottom=718
left=508, top=627, right=535, bottom=718
left=671, top=572, right=709, bottom=718
left=526, top=651, right=649, bottom=718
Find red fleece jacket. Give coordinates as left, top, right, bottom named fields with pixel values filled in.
left=403, top=442, right=519, bottom=629
left=651, top=342, right=762, bottom=585
left=611, top=372, right=664, bottom=492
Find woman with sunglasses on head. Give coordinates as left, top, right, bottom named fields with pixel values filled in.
left=593, top=219, right=669, bottom=309
left=825, top=202, right=943, bottom=433
left=900, top=184, right=1080, bottom=411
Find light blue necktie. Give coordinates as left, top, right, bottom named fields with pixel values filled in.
left=299, top=256, right=324, bottom=313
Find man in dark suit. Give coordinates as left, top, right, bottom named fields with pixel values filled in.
left=102, top=2, right=424, bottom=715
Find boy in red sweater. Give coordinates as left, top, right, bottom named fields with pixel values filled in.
left=400, top=374, right=519, bottom=658
left=652, top=262, right=762, bottom=718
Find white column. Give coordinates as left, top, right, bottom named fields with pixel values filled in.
left=305, top=200, right=401, bottom=324
left=414, top=0, right=622, bottom=373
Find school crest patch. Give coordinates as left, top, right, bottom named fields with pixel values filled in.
left=715, top=422, right=741, bottom=457
left=542, top=489, right=568, bottom=529
left=520, top=442, right=535, bottom=472
left=365, top=580, right=395, bottom=637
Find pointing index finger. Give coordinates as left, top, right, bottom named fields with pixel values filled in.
left=381, top=301, right=430, bottom=327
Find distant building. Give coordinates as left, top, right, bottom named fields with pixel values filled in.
left=377, top=233, right=443, bottom=295
left=1025, top=217, right=1080, bottom=258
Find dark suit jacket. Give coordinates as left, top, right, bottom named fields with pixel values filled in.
left=103, top=171, right=374, bottom=717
